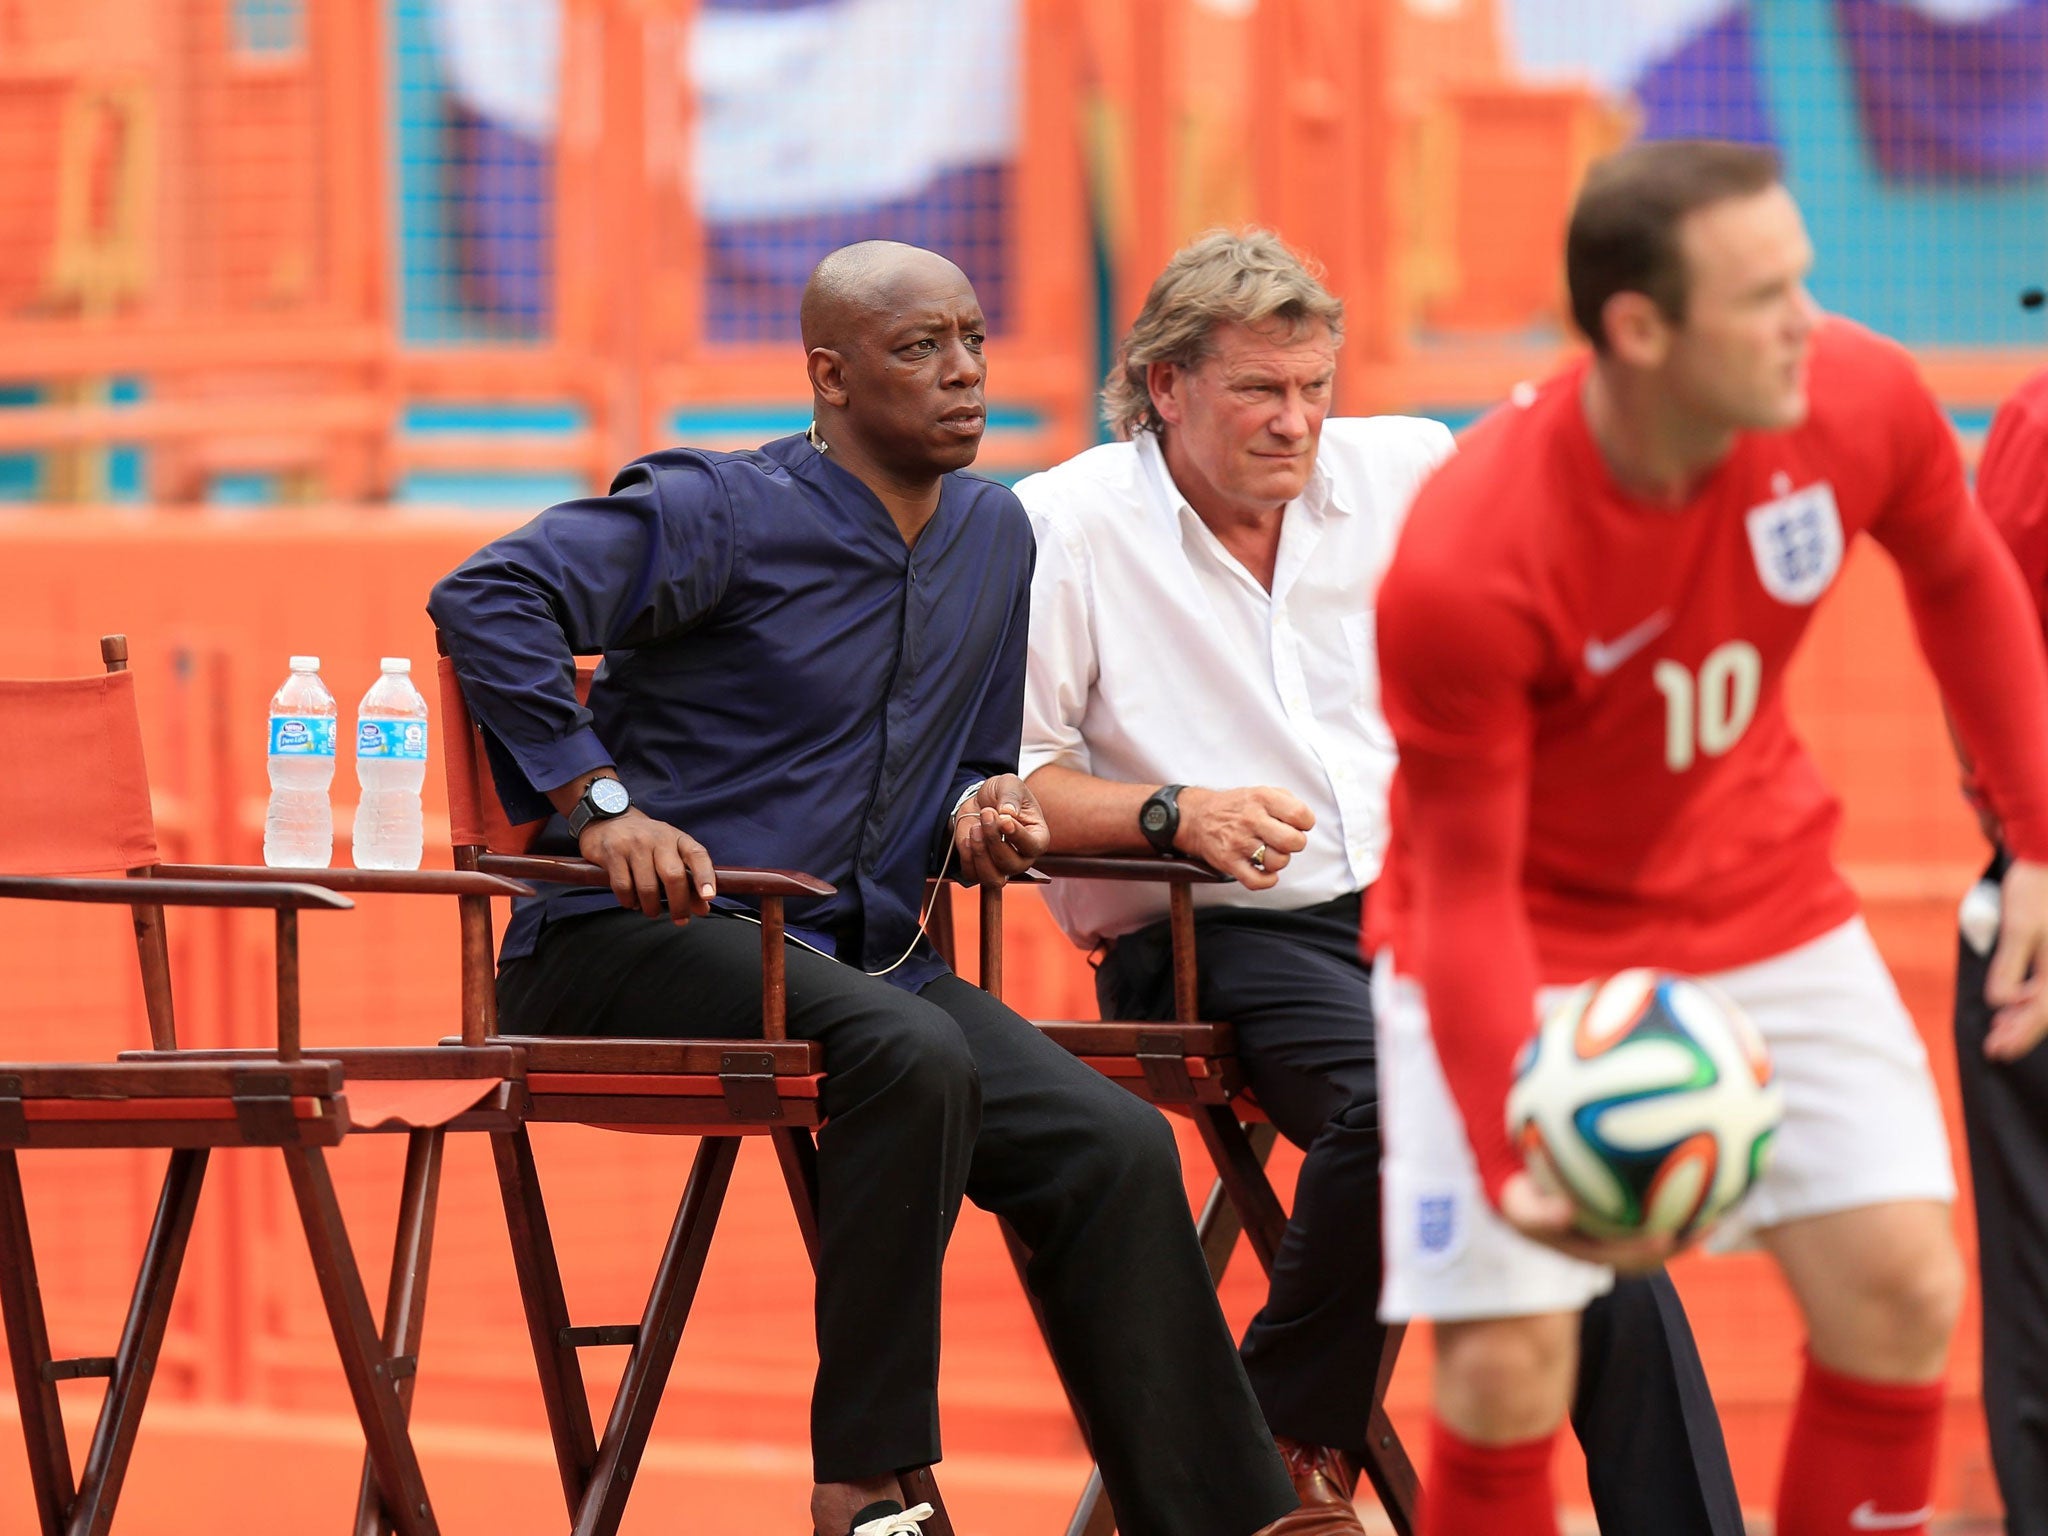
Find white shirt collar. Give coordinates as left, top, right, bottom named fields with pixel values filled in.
left=1132, top=428, right=1350, bottom=551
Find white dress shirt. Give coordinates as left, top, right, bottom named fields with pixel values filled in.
left=1015, top=417, right=1456, bottom=948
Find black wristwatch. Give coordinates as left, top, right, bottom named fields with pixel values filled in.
left=1138, top=783, right=1187, bottom=856
left=566, top=776, right=632, bottom=838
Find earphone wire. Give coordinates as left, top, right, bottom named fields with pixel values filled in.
left=724, top=829, right=959, bottom=978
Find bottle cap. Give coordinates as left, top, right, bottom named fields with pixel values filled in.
left=290, top=656, right=320, bottom=671
left=379, top=657, right=411, bottom=673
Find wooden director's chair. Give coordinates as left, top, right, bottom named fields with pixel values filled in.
left=433, top=640, right=959, bottom=1536
left=941, top=857, right=1417, bottom=1536
left=0, top=638, right=529, bottom=1536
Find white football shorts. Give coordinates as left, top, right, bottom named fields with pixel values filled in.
left=1374, top=916, right=1957, bottom=1324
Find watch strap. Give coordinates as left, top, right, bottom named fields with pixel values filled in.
left=566, top=778, right=628, bottom=838
left=1139, top=783, right=1186, bottom=856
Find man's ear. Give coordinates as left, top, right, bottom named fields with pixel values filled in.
left=1601, top=292, right=1672, bottom=369
left=1146, top=359, right=1186, bottom=428
left=808, top=347, right=850, bottom=407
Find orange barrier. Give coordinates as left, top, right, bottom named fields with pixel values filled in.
left=0, top=0, right=392, bottom=501
left=0, top=512, right=2014, bottom=1527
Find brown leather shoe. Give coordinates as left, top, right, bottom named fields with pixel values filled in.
left=1253, top=1437, right=1368, bottom=1535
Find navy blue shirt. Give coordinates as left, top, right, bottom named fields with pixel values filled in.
left=427, top=432, right=1034, bottom=991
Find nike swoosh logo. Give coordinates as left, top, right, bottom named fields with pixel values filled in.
left=1583, top=610, right=1673, bottom=676
left=1849, top=1501, right=1934, bottom=1531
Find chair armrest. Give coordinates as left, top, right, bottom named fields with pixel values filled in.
left=5, top=1059, right=346, bottom=1096
left=0, top=875, right=353, bottom=911
left=1033, top=854, right=1230, bottom=884
left=156, top=864, right=533, bottom=899
left=476, top=853, right=835, bottom=899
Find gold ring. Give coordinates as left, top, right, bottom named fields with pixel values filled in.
left=1250, top=843, right=1267, bottom=873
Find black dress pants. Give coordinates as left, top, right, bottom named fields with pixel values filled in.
left=1955, top=854, right=2048, bottom=1536
left=1098, top=892, right=1746, bottom=1536
left=498, top=908, right=1298, bottom=1536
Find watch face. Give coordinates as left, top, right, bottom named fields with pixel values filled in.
left=590, top=778, right=631, bottom=815
left=1141, top=803, right=1168, bottom=833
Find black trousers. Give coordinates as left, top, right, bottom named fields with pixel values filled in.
left=498, top=909, right=1298, bottom=1536
left=1098, top=892, right=1746, bottom=1536
left=1955, top=854, right=2048, bottom=1536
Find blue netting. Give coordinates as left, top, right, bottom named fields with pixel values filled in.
left=390, top=0, right=1022, bottom=348
left=689, top=0, right=1020, bottom=342
left=392, top=0, right=557, bottom=343
left=232, top=0, right=306, bottom=57
left=1503, top=0, right=2048, bottom=347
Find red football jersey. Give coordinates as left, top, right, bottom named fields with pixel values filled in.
left=1370, top=319, right=2048, bottom=1197
left=1978, top=368, right=2048, bottom=644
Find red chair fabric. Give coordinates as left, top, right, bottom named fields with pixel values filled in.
left=0, top=673, right=158, bottom=874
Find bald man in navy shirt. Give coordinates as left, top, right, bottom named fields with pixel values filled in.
left=431, top=243, right=1299, bottom=1536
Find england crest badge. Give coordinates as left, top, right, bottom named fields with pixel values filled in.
left=1418, top=1195, right=1455, bottom=1254
left=1744, top=479, right=1843, bottom=606
left=1413, top=1189, right=1464, bottom=1268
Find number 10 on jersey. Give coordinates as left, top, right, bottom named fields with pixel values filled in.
left=1653, top=642, right=1761, bottom=772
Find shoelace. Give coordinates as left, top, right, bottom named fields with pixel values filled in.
left=852, top=1503, right=934, bottom=1536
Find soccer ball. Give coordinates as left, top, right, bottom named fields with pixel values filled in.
left=1504, top=970, right=1783, bottom=1239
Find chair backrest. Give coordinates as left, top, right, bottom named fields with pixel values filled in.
left=0, top=636, right=180, bottom=1048
left=0, top=659, right=159, bottom=877
left=437, top=637, right=606, bottom=1043
left=433, top=632, right=819, bottom=1047
left=437, top=645, right=598, bottom=856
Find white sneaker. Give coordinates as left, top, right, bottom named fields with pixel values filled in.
left=852, top=1503, right=934, bottom=1536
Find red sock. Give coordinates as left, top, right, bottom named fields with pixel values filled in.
left=1776, top=1353, right=1944, bottom=1536
left=1423, top=1416, right=1559, bottom=1536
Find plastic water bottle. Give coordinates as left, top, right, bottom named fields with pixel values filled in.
left=352, top=658, right=430, bottom=870
left=264, top=657, right=337, bottom=868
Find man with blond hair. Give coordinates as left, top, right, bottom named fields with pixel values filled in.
left=1016, top=229, right=1742, bottom=1535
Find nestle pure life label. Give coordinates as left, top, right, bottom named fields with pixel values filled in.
left=357, top=719, right=429, bottom=760
left=269, top=716, right=337, bottom=756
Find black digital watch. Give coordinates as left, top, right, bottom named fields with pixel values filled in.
left=1138, top=783, right=1187, bottom=856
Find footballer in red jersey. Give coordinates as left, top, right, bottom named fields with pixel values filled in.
left=1367, top=141, right=2048, bottom=1536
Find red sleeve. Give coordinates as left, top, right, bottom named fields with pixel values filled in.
left=1870, top=364, right=2048, bottom=861
left=1976, top=381, right=2048, bottom=647
left=1377, top=539, right=1544, bottom=1205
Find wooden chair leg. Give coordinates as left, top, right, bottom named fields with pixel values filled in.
left=894, top=1465, right=955, bottom=1536
left=1061, top=1119, right=1285, bottom=1536
left=491, top=1126, right=600, bottom=1515
left=1062, top=1469, right=1114, bottom=1536
left=1196, top=1123, right=1279, bottom=1283
left=1191, top=1109, right=1286, bottom=1275
left=1001, top=1215, right=1094, bottom=1434
left=995, top=1216, right=1114, bottom=1536
left=66, top=1147, right=211, bottom=1536
left=571, top=1134, right=739, bottom=1536
left=352, top=1128, right=447, bottom=1536
left=0, top=1148, right=83, bottom=1536
left=280, top=1144, right=440, bottom=1536
left=1360, top=1325, right=1418, bottom=1536
left=1195, top=1120, right=1418, bottom=1532
left=770, top=1127, right=823, bottom=1266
